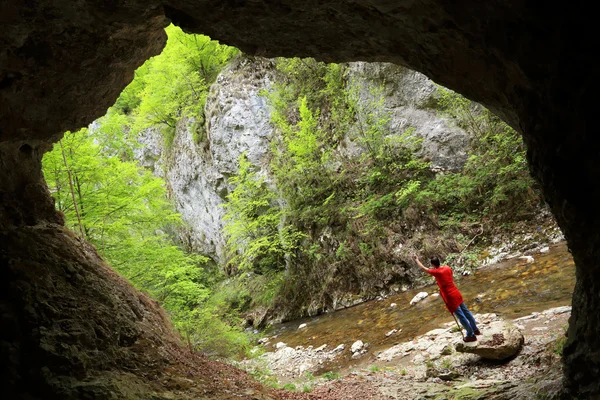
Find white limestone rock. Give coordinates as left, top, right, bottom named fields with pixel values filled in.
left=410, top=292, right=429, bottom=305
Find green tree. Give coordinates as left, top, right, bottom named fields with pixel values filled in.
left=43, top=128, right=249, bottom=357
left=106, top=24, right=238, bottom=148
left=132, top=26, right=237, bottom=139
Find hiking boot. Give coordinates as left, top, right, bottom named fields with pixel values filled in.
left=474, top=329, right=482, bottom=336
left=463, top=335, right=477, bottom=342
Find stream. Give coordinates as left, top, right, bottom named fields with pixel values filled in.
left=265, top=241, right=575, bottom=373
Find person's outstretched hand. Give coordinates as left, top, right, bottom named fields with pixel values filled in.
left=412, top=255, right=419, bottom=261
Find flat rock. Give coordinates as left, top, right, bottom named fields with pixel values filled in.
left=376, top=345, right=404, bottom=361
left=425, top=328, right=451, bottom=337
left=427, top=342, right=453, bottom=360
left=542, top=306, right=571, bottom=316
left=455, top=320, right=524, bottom=360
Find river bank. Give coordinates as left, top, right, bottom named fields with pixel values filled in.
left=244, top=306, right=569, bottom=399
left=239, top=242, right=574, bottom=399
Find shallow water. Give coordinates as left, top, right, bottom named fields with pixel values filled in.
left=266, top=242, right=574, bottom=371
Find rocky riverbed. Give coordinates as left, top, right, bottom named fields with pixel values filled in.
left=241, top=306, right=570, bottom=399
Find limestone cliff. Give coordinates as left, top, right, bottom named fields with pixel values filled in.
left=153, top=57, right=470, bottom=264
left=347, top=62, right=470, bottom=172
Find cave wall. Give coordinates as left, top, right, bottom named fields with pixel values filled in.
left=1, top=0, right=598, bottom=397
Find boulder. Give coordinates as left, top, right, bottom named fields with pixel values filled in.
left=351, top=340, right=365, bottom=353
left=455, top=321, right=524, bottom=360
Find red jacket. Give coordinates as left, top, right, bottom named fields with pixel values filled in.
left=426, top=265, right=463, bottom=313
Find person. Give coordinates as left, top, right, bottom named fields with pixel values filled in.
left=413, top=255, right=481, bottom=342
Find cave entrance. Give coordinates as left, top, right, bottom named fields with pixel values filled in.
left=1, top=2, right=598, bottom=398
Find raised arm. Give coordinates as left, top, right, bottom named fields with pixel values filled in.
left=413, top=255, right=430, bottom=273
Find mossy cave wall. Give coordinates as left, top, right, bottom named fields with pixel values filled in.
left=1, top=1, right=598, bottom=398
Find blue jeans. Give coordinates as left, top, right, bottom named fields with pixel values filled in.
left=453, top=303, right=479, bottom=337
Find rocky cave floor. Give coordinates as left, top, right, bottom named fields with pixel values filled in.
left=240, top=306, right=570, bottom=399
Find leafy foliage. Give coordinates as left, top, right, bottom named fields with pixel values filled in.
left=223, top=154, right=305, bottom=275
left=42, top=27, right=247, bottom=357
left=110, top=24, right=238, bottom=147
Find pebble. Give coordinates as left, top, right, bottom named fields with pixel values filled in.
left=539, top=246, right=550, bottom=253
left=390, top=303, right=397, bottom=308
left=332, top=344, right=345, bottom=352
left=518, top=255, right=535, bottom=263
left=298, top=323, right=307, bottom=329
left=314, top=344, right=328, bottom=352
left=275, top=342, right=287, bottom=349
left=386, top=329, right=399, bottom=337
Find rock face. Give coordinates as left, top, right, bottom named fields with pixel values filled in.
left=163, top=57, right=276, bottom=261
left=133, top=128, right=165, bottom=174
left=0, top=222, right=271, bottom=399
left=455, top=321, right=524, bottom=360
left=1, top=1, right=599, bottom=397
left=155, top=57, right=469, bottom=262
left=161, top=57, right=469, bottom=264
left=347, top=62, right=470, bottom=172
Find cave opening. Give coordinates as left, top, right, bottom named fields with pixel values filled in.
left=1, top=2, right=598, bottom=398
